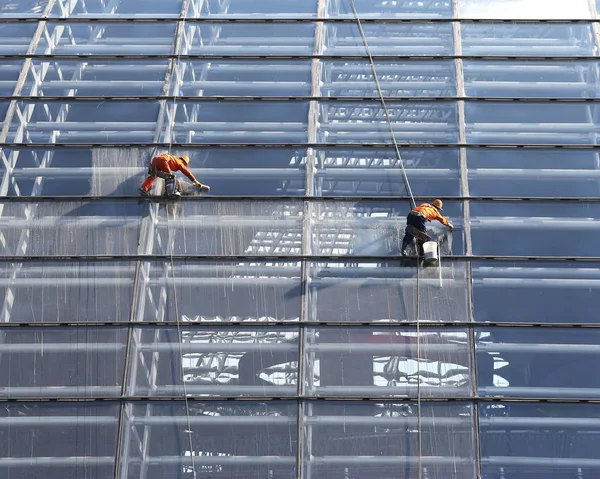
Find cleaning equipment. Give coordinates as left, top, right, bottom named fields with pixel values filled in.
left=422, top=241, right=439, bottom=264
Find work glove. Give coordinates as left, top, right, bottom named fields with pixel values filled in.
left=448, top=223, right=454, bottom=230
left=193, top=181, right=203, bottom=188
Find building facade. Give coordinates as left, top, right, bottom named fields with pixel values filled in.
left=1, top=0, right=600, bottom=478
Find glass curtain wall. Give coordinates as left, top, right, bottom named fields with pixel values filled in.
left=1, top=0, right=600, bottom=478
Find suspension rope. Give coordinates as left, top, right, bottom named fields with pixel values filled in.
left=164, top=2, right=197, bottom=477
left=346, top=1, right=422, bottom=478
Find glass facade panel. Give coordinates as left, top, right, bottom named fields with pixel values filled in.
left=0, top=201, right=142, bottom=256
left=0, top=0, right=44, bottom=17
left=137, top=261, right=301, bottom=322
left=461, top=24, right=598, bottom=57
left=0, top=327, right=127, bottom=398
left=0, top=60, right=23, bottom=96
left=0, top=402, right=119, bottom=478
left=315, top=148, right=460, bottom=197
left=0, top=261, right=134, bottom=323
left=328, top=0, right=452, bottom=18
left=476, top=327, right=600, bottom=398
left=0, top=24, right=36, bottom=54
left=308, top=260, right=469, bottom=323
left=51, top=0, right=185, bottom=16
left=480, top=402, right=600, bottom=479
left=304, top=401, right=476, bottom=479
left=473, top=261, right=600, bottom=324
left=304, top=327, right=472, bottom=397
left=121, top=402, right=298, bottom=479
left=467, top=149, right=600, bottom=198
left=465, top=102, right=600, bottom=145
left=470, top=201, right=600, bottom=256
left=127, top=326, right=299, bottom=396
left=460, top=0, right=592, bottom=19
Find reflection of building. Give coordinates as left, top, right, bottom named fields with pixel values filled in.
left=1, top=0, right=600, bottom=478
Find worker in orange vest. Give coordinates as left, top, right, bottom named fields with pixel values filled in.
left=139, top=153, right=210, bottom=198
left=401, top=199, right=453, bottom=256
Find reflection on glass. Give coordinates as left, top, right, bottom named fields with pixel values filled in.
left=467, top=149, right=600, bottom=197
left=0, top=402, right=119, bottom=477
left=0, top=0, right=44, bottom=16
left=138, top=261, right=302, bottom=322
left=198, top=0, right=317, bottom=16
left=0, top=24, right=36, bottom=54
left=473, top=261, right=600, bottom=324
left=51, top=0, right=184, bottom=16
left=470, top=201, right=600, bottom=256
left=0, top=60, right=22, bottom=96
left=127, top=326, right=299, bottom=396
left=308, top=260, right=469, bottom=323
left=480, top=402, right=600, bottom=478
left=328, top=0, right=452, bottom=18
left=460, top=0, right=592, bottom=19
left=0, top=261, right=134, bottom=323
left=476, top=327, right=600, bottom=398
left=0, top=327, right=127, bottom=398
left=304, top=327, right=472, bottom=397
left=305, top=402, right=476, bottom=479
left=121, top=401, right=298, bottom=479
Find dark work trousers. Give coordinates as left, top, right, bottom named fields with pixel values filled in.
left=401, top=212, right=428, bottom=254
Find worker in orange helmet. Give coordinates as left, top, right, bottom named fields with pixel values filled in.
left=139, top=153, right=210, bottom=199
left=401, top=199, right=453, bottom=257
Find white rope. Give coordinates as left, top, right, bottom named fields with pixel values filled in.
left=346, top=2, right=422, bottom=478
left=164, top=2, right=197, bottom=477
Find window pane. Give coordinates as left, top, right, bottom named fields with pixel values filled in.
left=460, top=0, right=592, bottom=19
left=473, top=261, right=600, bottom=324
left=305, top=402, right=476, bottom=479
left=315, top=148, right=460, bottom=197
left=198, top=0, right=317, bottom=16
left=304, top=327, right=472, bottom=397
left=24, top=59, right=170, bottom=97
left=0, top=402, right=119, bottom=478
left=480, top=402, right=600, bottom=478
left=121, top=402, right=297, bottom=479
left=463, top=61, right=600, bottom=99
left=0, top=327, right=127, bottom=398
left=137, top=261, right=301, bottom=322
left=311, top=200, right=464, bottom=257
left=51, top=0, right=184, bottom=16
left=174, top=59, right=312, bottom=97
left=183, top=23, right=316, bottom=55
left=0, top=261, right=134, bottom=323
left=470, top=201, right=600, bottom=257
left=1, top=147, right=307, bottom=197
left=329, top=1, right=453, bottom=19
left=127, top=326, right=299, bottom=396
left=0, top=201, right=142, bottom=256
left=308, top=260, right=469, bottom=323
left=322, top=60, right=456, bottom=98
left=476, top=327, right=600, bottom=398
left=0, top=23, right=37, bottom=54
left=0, top=60, right=23, bottom=96
left=461, top=24, right=597, bottom=57
left=467, top=149, right=600, bottom=197
left=35, top=23, right=178, bottom=55
left=321, top=101, right=458, bottom=144
left=0, top=0, right=44, bottom=16
left=465, top=102, right=600, bottom=145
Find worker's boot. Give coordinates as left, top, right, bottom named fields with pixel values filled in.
left=164, top=177, right=180, bottom=199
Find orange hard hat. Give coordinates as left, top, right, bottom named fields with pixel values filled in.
left=180, top=155, right=190, bottom=165
left=432, top=199, right=443, bottom=210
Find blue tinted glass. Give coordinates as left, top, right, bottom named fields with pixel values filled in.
left=51, top=0, right=184, bottom=16
left=473, top=261, right=600, bottom=324
left=480, top=402, right=600, bottom=479
left=0, top=0, right=44, bottom=16
left=199, top=0, right=317, bottom=15
left=467, top=149, right=600, bottom=197
left=470, top=201, right=600, bottom=257
left=476, top=327, right=600, bottom=398
left=329, top=0, right=452, bottom=17
left=0, top=60, right=22, bottom=96
left=460, top=0, right=592, bottom=19
left=0, top=24, right=36, bottom=54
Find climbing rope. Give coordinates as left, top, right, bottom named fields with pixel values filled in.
left=164, top=1, right=197, bottom=477
left=346, top=1, right=423, bottom=477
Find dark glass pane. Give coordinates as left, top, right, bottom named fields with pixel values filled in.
left=480, top=402, right=600, bottom=479
left=467, top=149, right=600, bottom=197
left=0, top=402, right=119, bottom=479
left=473, top=261, right=600, bottom=324
left=127, top=326, right=299, bottom=396
left=121, top=402, right=298, bottom=479
left=0, top=60, right=23, bottom=96
left=309, top=260, right=469, bottom=322
left=0, top=327, right=127, bottom=398
left=0, top=261, right=134, bottom=323
left=476, top=327, right=600, bottom=398
left=305, top=402, right=476, bottom=479
left=138, top=261, right=301, bottom=322
left=305, top=327, right=472, bottom=397
left=470, top=201, right=600, bottom=257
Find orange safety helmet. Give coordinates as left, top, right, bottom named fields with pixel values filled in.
left=431, top=199, right=443, bottom=210
left=179, top=155, right=190, bottom=165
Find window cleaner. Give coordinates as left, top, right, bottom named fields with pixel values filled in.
left=139, top=153, right=210, bottom=199
left=401, top=199, right=454, bottom=258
